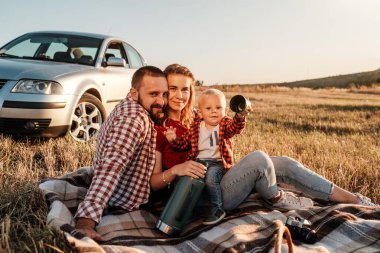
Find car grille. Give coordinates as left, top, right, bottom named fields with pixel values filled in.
left=0, top=79, right=8, bottom=89
left=0, top=118, right=51, bottom=134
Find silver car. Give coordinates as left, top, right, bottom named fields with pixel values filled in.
left=0, top=31, right=146, bottom=141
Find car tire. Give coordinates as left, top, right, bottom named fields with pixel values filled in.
left=69, top=93, right=106, bottom=142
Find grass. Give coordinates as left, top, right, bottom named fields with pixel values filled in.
left=0, top=137, right=95, bottom=253
left=1, top=86, right=379, bottom=252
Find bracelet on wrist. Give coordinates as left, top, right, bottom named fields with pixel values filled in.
left=162, top=170, right=171, bottom=188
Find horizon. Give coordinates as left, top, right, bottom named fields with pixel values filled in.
left=215, top=67, right=380, bottom=86
left=240, top=68, right=380, bottom=85
left=1, top=0, right=380, bottom=85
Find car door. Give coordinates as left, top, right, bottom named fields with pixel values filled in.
left=101, top=41, right=136, bottom=114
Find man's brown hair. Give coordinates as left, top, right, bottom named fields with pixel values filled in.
left=132, top=66, right=165, bottom=89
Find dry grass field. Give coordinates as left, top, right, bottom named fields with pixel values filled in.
left=1, top=86, right=379, bottom=252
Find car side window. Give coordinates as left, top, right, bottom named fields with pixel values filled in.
left=46, top=43, right=69, bottom=59
left=123, top=43, right=143, bottom=69
left=104, top=42, right=128, bottom=67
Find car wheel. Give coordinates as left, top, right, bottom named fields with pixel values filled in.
left=69, top=93, right=106, bottom=142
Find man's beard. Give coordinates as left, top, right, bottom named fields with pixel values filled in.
left=149, top=104, right=165, bottom=123
left=138, top=95, right=165, bottom=123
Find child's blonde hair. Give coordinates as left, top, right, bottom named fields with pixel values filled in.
left=198, top=88, right=226, bottom=108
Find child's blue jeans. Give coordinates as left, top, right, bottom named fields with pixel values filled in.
left=199, top=159, right=224, bottom=209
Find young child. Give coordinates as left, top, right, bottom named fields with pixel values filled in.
left=165, top=88, right=247, bottom=224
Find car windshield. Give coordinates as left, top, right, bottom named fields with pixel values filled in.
left=0, top=33, right=102, bottom=66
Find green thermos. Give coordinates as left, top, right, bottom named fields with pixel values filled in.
left=156, top=175, right=205, bottom=236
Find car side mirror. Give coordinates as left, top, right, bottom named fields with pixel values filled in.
left=104, top=57, right=126, bottom=67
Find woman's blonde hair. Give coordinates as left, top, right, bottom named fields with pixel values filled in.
left=164, top=64, right=195, bottom=128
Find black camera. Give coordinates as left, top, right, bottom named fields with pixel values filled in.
left=285, top=216, right=317, bottom=244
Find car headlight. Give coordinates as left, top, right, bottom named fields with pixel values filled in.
left=11, top=80, right=64, bottom=94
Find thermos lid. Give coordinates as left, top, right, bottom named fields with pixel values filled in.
left=156, top=219, right=180, bottom=235
left=230, top=95, right=247, bottom=113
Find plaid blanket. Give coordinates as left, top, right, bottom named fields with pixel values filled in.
left=39, top=167, right=380, bottom=253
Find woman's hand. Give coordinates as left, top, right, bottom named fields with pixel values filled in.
left=172, top=160, right=207, bottom=179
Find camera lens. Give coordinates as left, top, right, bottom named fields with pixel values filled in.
left=286, top=225, right=318, bottom=244
left=300, top=227, right=317, bottom=244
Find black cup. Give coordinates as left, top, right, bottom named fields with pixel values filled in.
left=229, top=95, right=251, bottom=113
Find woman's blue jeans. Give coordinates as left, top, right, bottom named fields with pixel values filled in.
left=220, top=150, right=334, bottom=211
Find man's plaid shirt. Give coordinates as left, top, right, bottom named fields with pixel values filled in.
left=171, top=114, right=246, bottom=170
left=75, top=94, right=156, bottom=223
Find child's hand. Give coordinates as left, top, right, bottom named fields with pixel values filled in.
left=236, top=110, right=249, bottom=118
left=165, top=127, right=177, bottom=143
left=236, top=103, right=252, bottom=118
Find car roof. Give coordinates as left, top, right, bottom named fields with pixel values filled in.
left=26, top=31, right=120, bottom=40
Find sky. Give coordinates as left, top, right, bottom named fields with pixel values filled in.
left=1, top=0, right=380, bottom=85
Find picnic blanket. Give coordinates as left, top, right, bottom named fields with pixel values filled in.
left=39, top=167, right=380, bottom=253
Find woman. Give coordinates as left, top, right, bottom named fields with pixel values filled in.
left=150, top=64, right=205, bottom=197
left=150, top=64, right=376, bottom=212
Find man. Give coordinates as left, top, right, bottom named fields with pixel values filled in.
left=74, top=66, right=168, bottom=240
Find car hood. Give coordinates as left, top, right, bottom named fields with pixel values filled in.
left=0, top=58, right=92, bottom=80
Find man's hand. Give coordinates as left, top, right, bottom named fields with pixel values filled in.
left=75, top=218, right=104, bottom=241
left=164, top=126, right=177, bottom=143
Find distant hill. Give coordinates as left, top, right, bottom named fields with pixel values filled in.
left=206, top=69, right=380, bottom=92
left=275, top=68, right=380, bottom=89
